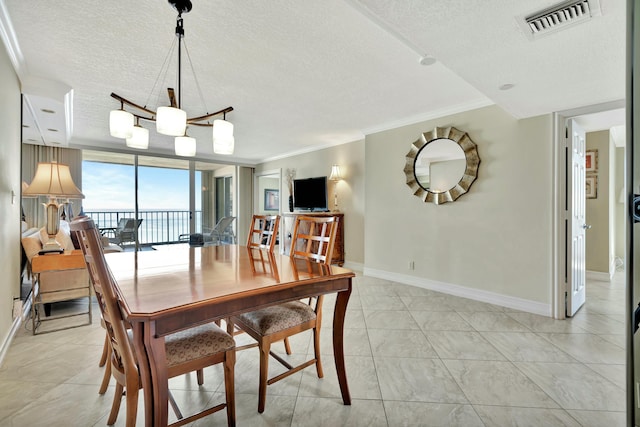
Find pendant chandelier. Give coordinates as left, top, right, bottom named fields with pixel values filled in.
left=109, top=0, right=235, bottom=156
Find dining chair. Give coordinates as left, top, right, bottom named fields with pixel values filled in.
left=246, top=214, right=280, bottom=252
left=229, top=215, right=338, bottom=413
left=70, top=217, right=236, bottom=427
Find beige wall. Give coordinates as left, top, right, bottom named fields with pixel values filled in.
left=585, top=131, right=611, bottom=273
left=364, top=105, right=554, bottom=306
left=0, top=42, right=22, bottom=346
left=257, top=140, right=365, bottom=266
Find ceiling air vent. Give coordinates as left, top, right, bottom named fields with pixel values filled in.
left=518, top=0, right=601, bottom=40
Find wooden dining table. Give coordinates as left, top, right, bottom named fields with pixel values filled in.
left=106, top=244, right=355, bottom=426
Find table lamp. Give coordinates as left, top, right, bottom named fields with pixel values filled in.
left=23, top=161, right=85, bottom=252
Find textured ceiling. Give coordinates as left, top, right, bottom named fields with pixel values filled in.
left=2, top=0, right=625, bottom=165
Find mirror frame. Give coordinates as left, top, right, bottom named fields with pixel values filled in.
left=404, top=126, right=480, bottom=205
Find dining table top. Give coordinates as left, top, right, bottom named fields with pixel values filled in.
left=105, top=244, right=355, bottom=322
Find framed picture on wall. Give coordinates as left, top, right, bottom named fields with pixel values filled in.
left=264, top=189, right=279, bottom=211
left=586, top=175, right=597, bottom=199
left=586, top=149, right=598, bottom=172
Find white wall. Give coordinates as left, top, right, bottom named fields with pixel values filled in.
left=364, top=105, right=554, bottom=312
left=0, top=41, right=22, bottom=347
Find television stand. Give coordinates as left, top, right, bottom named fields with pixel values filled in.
left=281, top=212, right=344, bottom=266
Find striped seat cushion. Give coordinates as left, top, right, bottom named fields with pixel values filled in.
left=235, top=301, right=316, bottom=335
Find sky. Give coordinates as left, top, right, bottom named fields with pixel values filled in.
left=82, top=161, right=201, bottom=211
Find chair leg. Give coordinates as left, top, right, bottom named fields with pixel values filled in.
left=99, top=332, right=109, bottom=367
left=197, top=368, right=204, bottom=386
left=313, top=327, right=323, bottom=378
left=258, top=340, right=271, bottom=414
left=98, top=356, right=111, bottom=394
left=224, top=348, right=236, bottom=427
left=283, top=337, right=292, bottom=355
left=124, top=385, right=139, bottom=427
left=107, top=383, right=124, bottom=425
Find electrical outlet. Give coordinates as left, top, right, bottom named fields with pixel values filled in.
left=409, top=261, right=415, bottom=270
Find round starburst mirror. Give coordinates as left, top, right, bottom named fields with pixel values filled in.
left=404, top=126, right=480, bottom=205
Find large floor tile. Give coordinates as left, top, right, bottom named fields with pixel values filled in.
left=291, top=397, right=387, bottom=427
left=480, top=332, right=577, bottom=362
left=374, top=357, right=467, bottom=403
left=363, top=310, right=420, bottom=330
left=298, top=355, right=382, bottom=400
left=538, top=333, right=626, bottom=364
left=384, top=401, right=484, bottom=426
left=367, top=329, right=437, bottom=358
left=515, top=362, right=625, bottom=411
left=473, top=405, right=581, bottom=427
left=410, top=311, right=474, bottom=332
left=566, top=409, right=626, bottom=427
left=458, top=312, right=530, bottom=332
left=425, top=331, right=506, bottom=361
left=443, top=360, right=559, bottom=408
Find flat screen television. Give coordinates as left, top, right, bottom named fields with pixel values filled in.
left=293, top=176, right=328, bottom=211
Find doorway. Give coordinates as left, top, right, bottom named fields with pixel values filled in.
left=554, top=103, right=626, bottom=320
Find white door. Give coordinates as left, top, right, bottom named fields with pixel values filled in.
left=566, top=119, right=587, bottom=316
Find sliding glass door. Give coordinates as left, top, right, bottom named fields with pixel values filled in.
left=82, top=151, right=229, bottom=249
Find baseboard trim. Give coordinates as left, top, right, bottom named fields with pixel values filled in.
left=0, top=298, right=29, bottom=369
left=586, top=270, right=612, bottom=282
left=363, top=267, right=551, bottom=317
left=342, top=261, right=363, bottom=273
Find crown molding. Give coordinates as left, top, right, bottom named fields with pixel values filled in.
left=0, top=0, right=26, bottom=79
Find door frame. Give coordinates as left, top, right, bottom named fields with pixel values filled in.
left=553, top=99, right=625, bottom=319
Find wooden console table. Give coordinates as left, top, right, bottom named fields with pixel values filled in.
left=281, top=212, right=344, bottom=265
left=30, top=250, right=92, bottom=334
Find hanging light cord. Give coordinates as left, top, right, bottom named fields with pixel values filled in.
left=183, top=39, right=210, bottom=118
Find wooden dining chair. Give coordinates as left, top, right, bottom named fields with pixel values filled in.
left=229, top=215, right=338, bottom=413
left=70, top=217, right=236, bottom=427
left=246, top=214, right=280, bottom=252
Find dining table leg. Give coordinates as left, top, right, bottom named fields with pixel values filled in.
left=333, top=280, right=352, bottom=405
left=133, top=320, right=170, bottom=426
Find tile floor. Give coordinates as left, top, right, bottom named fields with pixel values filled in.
left=0, top=272, right=627, bottom=426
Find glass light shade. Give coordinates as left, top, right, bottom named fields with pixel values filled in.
left=126, top=125, right=149, bottom=149
left=157, top=106, right=187, bottom=136
left=213, top=136, right=235, bottom=155
left=109, top=109, right=134, bottom=138
left=175, top=135, right=196, bottom=157
left=213, top=119, right=234, bottom=140
left=23, top=162, right=85, bottom=199
left=329, top=165, right=342, bottom=181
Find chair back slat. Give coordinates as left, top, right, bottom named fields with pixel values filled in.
left=289, top=216, right=338, bottom=265
left=70, top=217, right=138, bottom=381
left=247, top=215, right=280, bottom=252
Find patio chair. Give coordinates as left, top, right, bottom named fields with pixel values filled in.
left=180, top=216, right=236, bottom=246
left=110, top=218, right=142, bottom=247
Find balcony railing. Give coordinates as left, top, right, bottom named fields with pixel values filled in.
left=84, top=210, right=203, bottom=246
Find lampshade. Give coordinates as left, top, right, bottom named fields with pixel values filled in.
left=126, top=124, right=149, bottom=149
left=175, top=135, right=197, bottom=157
left=329, top=165, right=342, bottom=181
left=157, top=106, right=187, bottom=136
left=109, top=109, right=134, bottom=138
left=23, top=162, right=85, bottom=199
left=213, top=136, right=235, bottom=155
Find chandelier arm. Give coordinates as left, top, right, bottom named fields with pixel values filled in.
left=111, top=93, right=157, bottom=117
left=187, top=106, right=234, bottom=123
